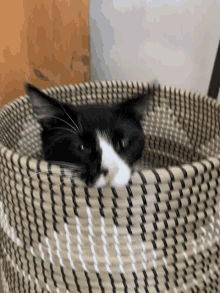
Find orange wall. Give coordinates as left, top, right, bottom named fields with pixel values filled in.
left=0, top=0, right=90, bottom=107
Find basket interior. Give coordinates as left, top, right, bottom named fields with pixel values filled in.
left=0, top=81, right=220, bottom=170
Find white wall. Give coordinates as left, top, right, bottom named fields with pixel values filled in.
left=89, top=0, right=220, bottom=100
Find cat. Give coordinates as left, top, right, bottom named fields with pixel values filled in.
left=25, top=83, right=151, bottom=188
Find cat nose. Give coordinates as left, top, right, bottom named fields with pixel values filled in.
left=101, top=168, right=109, bottom=177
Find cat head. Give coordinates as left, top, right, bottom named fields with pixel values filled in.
left=25, top=83, right=151, bottom=188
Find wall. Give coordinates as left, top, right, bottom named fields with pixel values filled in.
left=90, top=0, right=220, bottom=100
left=0, top=0, right=90, bottom=107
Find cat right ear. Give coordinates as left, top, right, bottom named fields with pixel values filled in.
left=25, top=83, right=63, bottom=126
left=116, top=92, right=152, bottom=121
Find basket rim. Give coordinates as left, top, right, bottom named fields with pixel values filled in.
left=0, top=80, right=220, bottom=187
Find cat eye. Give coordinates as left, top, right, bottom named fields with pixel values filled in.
left=79, top=144, right=91, bottom=154
left=116, top=138, right=130, bottom=151
left=79, top=145, right=84, bottom=151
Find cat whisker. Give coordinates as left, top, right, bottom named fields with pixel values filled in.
left=49, top=115, right=80, bottom=135
left=57, top=101, right=82, bottom=134
left=27, top=168, right=62, bottom=181
left=27, top=170, right=48, bottom=180
left=56, top=166, right=83, bottom=173
left=53, top=126, right=77, bottom=135
left=46, top=177, right=80, bottom=195
left=27, top=172, right=79, bottom=184
left=77, top=116, right=83, bottom=134
left=49, top=161, right=84, bottom=172
left=60, top=165, right=83, bottom=171
left=27, top=165, right=82, bottom=181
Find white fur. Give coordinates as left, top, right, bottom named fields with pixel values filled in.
left=94, top=134, right=131, bottom=188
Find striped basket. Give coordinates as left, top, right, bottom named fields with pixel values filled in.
left=0, top=81, right=220, bottom=293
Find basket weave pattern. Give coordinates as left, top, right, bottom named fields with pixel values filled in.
left=0, top=81, right=220, bottom=292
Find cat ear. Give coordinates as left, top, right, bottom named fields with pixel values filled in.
left=117, top=93, right=151, bottom=120
left=25, top=83, right=63, bottom=125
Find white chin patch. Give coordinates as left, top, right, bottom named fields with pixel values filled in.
left=95, top=134, right=131, bottom=188
left=94, top=174, right=106, bottom=188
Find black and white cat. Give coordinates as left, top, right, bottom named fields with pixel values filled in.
left=25, top=83, right=150, bottom=188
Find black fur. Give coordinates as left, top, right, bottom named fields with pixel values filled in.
left=26, top=83, right=150, bottom=187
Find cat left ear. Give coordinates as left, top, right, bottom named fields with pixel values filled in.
left=25, top=83, right=64, bottom=126
left=117, top=93, right=151, bottom=120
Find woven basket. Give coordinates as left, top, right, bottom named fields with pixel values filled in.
left=0, top=81, right=220, bottom=293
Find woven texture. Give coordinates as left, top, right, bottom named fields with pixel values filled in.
left=0, top=80, right=220, bottom=293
